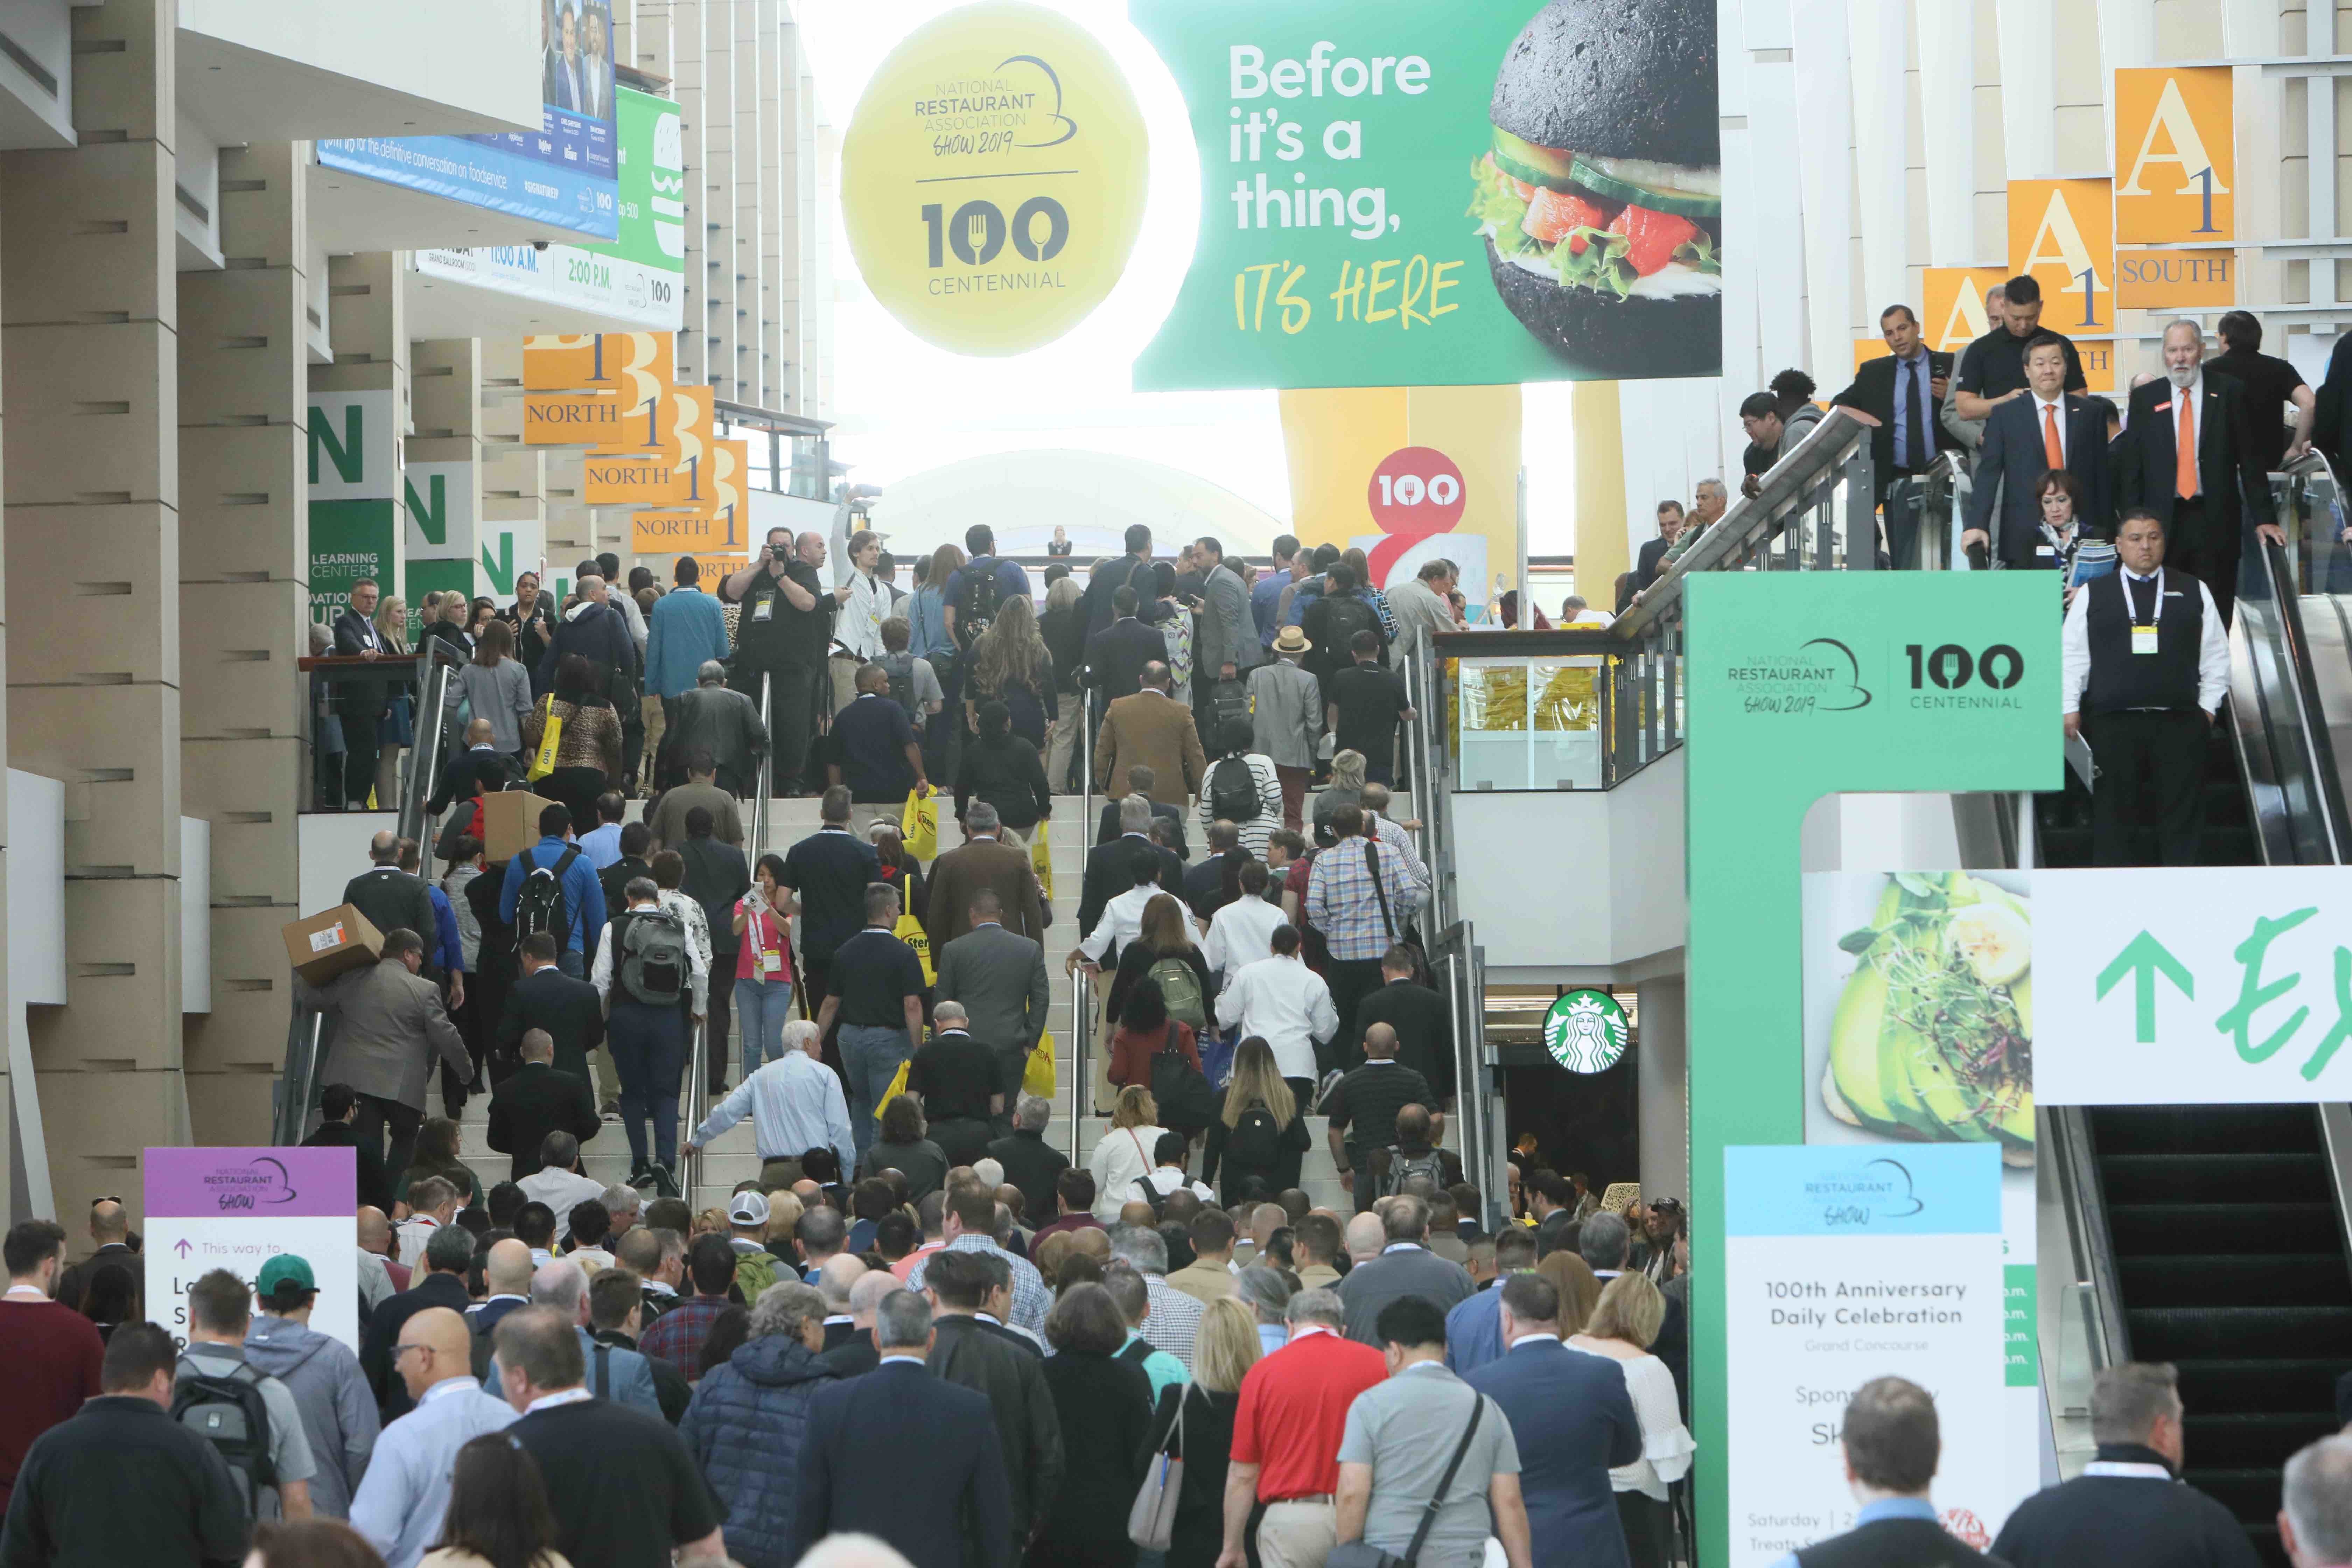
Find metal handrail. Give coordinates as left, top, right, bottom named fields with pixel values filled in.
left=1071, top=671, right=1095, bottom=1154
left=400, top=642, right=466, bottom=845
left=272, top=1009, right=326, bottom=1146
left=683, top=1014, right=708, bottom=1200
left=752, top=672, right=774, bottom=858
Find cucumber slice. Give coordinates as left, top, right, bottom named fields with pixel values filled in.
left=1568, top=156, right=1722, bottom=219
left=1491, top=128, right=1578, bottom=193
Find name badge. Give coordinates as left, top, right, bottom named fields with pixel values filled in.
left=2035, top=545, right=2055, bottom=558
left=752, top=596, right=775, bottom=623
left=760, top=947, right=784, bottom=975
left=2132, top=624, right=2160, bottom=656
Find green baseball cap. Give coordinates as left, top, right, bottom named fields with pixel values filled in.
left=256, top=1255, right=316, bottom=1295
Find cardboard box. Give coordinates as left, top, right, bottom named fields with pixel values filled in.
left=477, top=788, right=559, bottom=862
left=282, top=905, right=383, bottom=987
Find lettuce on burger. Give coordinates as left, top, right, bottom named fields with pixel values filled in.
left=1469, top=0, right=1721, bottom=373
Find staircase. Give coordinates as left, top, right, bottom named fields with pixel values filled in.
left=456, top=788, right=1363, bottom=1218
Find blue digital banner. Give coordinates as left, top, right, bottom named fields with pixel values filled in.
left=1724, top=1144, right=2001, bottom=1238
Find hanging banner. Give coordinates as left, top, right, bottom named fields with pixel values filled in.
left=2008, top=179, right=2115, bottom=336
left=839, top=1, right=1152, bottom=356
left=629, top=437, right=746, bottom=552
left=585, top=451, right=696, bottom=507
left=2115, top=248, right=2236, bottom=310
left=145, top=1147, right=360, bottom=1352
left=594, top=383, right=712, bottom=462
left=1687, top=572, right=2060, bottom=1566
left=523, top=331, right=676, bottom=393
left=1724, top=1144, right=2010, bottom=1566
left=1132, top=0, right=1722, bottom=389
left=308, top=389, right=401, bottom=621
left=477, top=511, right=546, bottom=604
left=1921, top=267, right=2011, bottom=356
left=2114, top=66, right=2234, bottom=244
left=523, top=390, right=621, bottom=446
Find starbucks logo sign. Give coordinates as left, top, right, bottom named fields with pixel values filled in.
left=1543, top=989, right=1631, bottom=1073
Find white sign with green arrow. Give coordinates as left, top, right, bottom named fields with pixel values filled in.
left=2035, top=867, right=2352, bottom=1105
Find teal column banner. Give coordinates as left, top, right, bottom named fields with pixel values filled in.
left=1687, top=573, right=2059, bottom=1564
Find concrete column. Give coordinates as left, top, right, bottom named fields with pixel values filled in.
left=2, top=0, right=184, bottom=1219
left=672, top=0, right=706, bottom=390
left=1635, top=978, right=1688, bottom=1203
left=179, top=141, right=312, bottom=1145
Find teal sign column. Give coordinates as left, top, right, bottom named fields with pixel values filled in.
left=1686, top=573, right=2058, bottom=1563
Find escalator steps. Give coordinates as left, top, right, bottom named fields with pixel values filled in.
left=2099, top=1152, right=2332, bottom=1203
left=2171, top=1358, right=2352, bottom=1417
left=2183, top=1410, right=2344, bottom=1470
left=2118, top=1254, right=2351, bottom=1308
left=2090, top=1106, right=2325, bottom=1155
left=2107, top=1203, right=2337, bottom=1256
left=2127, top=1305, right=2352, bottom=1361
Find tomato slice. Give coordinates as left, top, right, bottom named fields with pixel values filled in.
left=1524, top=187, right=1610, bottom=249
left=1607, top=204, right=1702, bottom=276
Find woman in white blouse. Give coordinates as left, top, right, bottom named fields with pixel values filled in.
left=1085, top=1085, right=1168, bottom=1223
left=1569, top=1272, right=1695, bottom=1568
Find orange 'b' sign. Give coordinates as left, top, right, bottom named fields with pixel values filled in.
left=2114, top=67, right=2233, bottom=244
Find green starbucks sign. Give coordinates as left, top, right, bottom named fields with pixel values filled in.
left=1543, top=989, right=1630, bottom=1073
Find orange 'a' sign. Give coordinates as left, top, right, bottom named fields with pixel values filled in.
left=2008, top=180, right=2115, bottom=335
left=1920, top=267, right=2011, bottom=355
left=2114, top=67, right=2233, bottom=244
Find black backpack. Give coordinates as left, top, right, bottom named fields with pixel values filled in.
left=512, top=845, right=581, bottom=949
left=1130, top=1174, right=1172, bottom=1220
left=955, top=558, right=1005, bottom=649
left=1319, top=592, right=1379, bottom=658
left=172, top=1359, right=276, bottom=1514
left=1225, top=1102, right=1282, bottom=1171
left=1209, top=755, right=1261, bottom=822
left=877, top=652, right=922, bottom=722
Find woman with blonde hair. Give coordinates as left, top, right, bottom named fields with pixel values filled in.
left=1570, top=1272, right=1695, bottom=1568
left=370, top=593, right=415, bottom=808
left=1040, top=574, right=1088, bottom=789
left=1201, top=1037, right=1310, bottom=1201
left=964, top=593, right=1056, bottom=755
left=1535, top=1248, right=1604, bottom=1333
left=1085, top=1084, right=1168, bottom=1222
left=1310, top=747, right=1367, bottom=847
left=1138, top=1294, right=1262, bottom=1567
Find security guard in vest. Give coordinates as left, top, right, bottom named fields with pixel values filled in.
left=2062, top=508, right=2230, bottom=867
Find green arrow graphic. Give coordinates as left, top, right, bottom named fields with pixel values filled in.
left=2096, top=930, right=2194, bottom=1043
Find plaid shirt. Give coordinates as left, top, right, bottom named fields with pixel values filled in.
left=1306, top=836, right=1429, bottom=962
left=639, top=1293, right=731, bottom=1376
left=903, top=1234, right=1050, bottom=1335
left=1141, top=1273, right=1204, bottom=1370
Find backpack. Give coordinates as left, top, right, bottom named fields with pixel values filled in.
left=1225, top=1102, right=1282, bottom=1172
left=1130, top=1172, right=1172, bottom=1220
left=955, top=558, right=1005, bottom=649
left=1209, top=756, right=1261, bottom=823
left=616, top=908, right=688, bottom=1006
left=513, top=845, right=581, bottom=949
left=877, top=651, right=922, bottom=722
left=1373, top=1145, right=1448, bottom=1202
left=1148, top=954, right=1207, bottom=1030
left=172, top=1359, right=276, bottom=1513
left=1319, top=592, right=1379, bottom=659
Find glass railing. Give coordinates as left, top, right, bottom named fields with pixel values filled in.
left=2230, top=452, right=2352, bottom=865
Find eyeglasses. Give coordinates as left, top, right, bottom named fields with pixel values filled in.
left=391, top=1343, right=435, bottom=1361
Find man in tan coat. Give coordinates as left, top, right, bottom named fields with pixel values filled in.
left=293, top=927, right=472, bottom=1178
left=924, top=800, right=1050, bottom=946
left=1093, top=662, right=1206, bottom=811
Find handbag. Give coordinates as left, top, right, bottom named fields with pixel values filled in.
left=1029, top=826, right=1055, bottom=902
left=1127, top=1382, right=1188, bottom=1549
left=1149, top=1020, right=1218, bottom=1131
left=1362, top=837, right=1431, bottom=987
left=527, top=695, right=562, bottom=781
left=1326, top=1394, right=1486, bottom=1568
left=1023, top=1029, right=1056, bottom=1098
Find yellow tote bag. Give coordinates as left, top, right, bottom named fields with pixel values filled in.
left=1023, top=1029, right=1056, bottom=1098
left=894, top=911, right=935, bottom=985
left=874, top=1056, right=911, bottom=1120
left=526, top=695, right=562, bottom=780
left=1029, top=828, right=1054, bottom=902
left=901, top=787, right=938, bottom=860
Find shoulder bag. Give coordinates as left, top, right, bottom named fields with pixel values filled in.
left=1128, top=1382, right=1188, bottom=1549
left=1325, top=1392, right=1485, bottom=1568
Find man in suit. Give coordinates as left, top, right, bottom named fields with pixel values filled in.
left=1335, top=1194, right=1472, bottom=1343
left=1963, top=332, right=2115, bottom=568
left=332, top=578, right=390, bottom=811
left=1834, top=303, right=1960, bottom=567
left=1765, top=1377, right=1998, bottom=1568
left=1194, top=534, right=1261, bottom=694
left=1076, top=794, right=1184, bottom=940
left=656, top=665, right=768, bottom=797
left=485, top=1028, right=601, bottom=1182
left=793, top=1288, right=1014, bottom=1568
left=1634, top=502, right=1683, bottom=590
left=926, top=804, right=1049, bottom=947
left=1463, top=1273, right=1642, bottom=1568
left=1093, top=765, right=1190, bottom=855
left=934, top=886, right=1052, bottom=1100
left=498, top=931, right=608, bottom=1091
left=426, top=718, right=520, bottom=821
left=1082, top=585, right=1169, bottom=704
left=924, top=1251, right=1063, bottom=1560
left=361, top=1223, right=477, bottom=1414
left=1079, top=523, right=1156, bottom=639
left=1352, top=945, right=1453, bottom=1096
left=2114, top=317, right=2284, bottom=622
left=294, top=927, right=471, bottom=1181
left=1095, top=663, right=1206, bottom=811
left=542, top=0, right=582, bottom=111
left=986, top=1097, right=1069, bottom=1227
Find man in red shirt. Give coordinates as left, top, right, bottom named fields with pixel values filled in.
left=1218, top=1284, right=1387, bottom=1568
left=0, top=1220, right=105, bottom=1515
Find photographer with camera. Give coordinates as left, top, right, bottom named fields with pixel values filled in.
left=724, top=529, right=836, bottom=797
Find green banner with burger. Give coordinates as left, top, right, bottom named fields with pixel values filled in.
left=1129, top=0, right=1721, bottom=390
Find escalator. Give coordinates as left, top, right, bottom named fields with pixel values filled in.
left=2039, top=457, right=2352, bottom=1566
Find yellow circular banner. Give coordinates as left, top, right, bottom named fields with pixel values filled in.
left=842, top=2, right=1150, bottom=356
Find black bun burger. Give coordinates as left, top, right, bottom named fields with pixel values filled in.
left=1468, top=0, right=1721, bottom=375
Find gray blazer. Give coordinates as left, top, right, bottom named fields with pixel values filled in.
left=934, top=922, right=1053, bottom=1097
left=448, top=658, right=534, bottom=754
left=1386, top=578, right=1456, bottom=663
left=296, top=957, right=471, bottom=1112
left=1247, top=659, right=1324, bottom=769
left=1197, top=564, right=1261, bottom=677
left=662, top=684, right=769, bottom=782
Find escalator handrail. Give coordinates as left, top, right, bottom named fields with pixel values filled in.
left=2250, top=534, right=2352, bottom=864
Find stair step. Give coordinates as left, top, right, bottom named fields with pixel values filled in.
left=2126, top=1305, right=2352, bottom=1361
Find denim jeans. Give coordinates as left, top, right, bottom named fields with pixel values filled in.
left=735, top=975, right=795, bottom=1079
left=608, top=1002, right=687, bottom=1168
left=556, top=948, right=584, bottom=980
left=838, top=1024, right=912, bottom=1158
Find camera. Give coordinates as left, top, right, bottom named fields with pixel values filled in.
left=531, top=240, right=550, bottom=252
left=770, top=542, right=792, bottom=564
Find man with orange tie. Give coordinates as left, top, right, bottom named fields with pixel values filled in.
left=2114, top=318, right=2282, bottom=623
left=1964, top=333, right=2113, bottom=568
